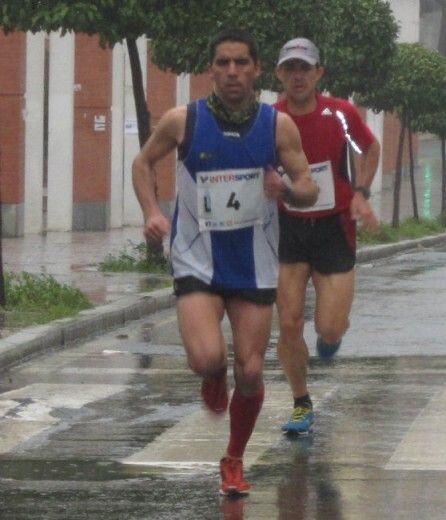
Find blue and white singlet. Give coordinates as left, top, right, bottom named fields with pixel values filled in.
left=170, top=99, right=279, bottom=289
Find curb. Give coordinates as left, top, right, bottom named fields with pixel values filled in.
left=0, top=287, right=175, bottom=371
left=1, top=232, right=446, bottom=371
left=356, top=232, right=446, bottom=263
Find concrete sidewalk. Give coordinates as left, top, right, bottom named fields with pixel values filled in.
left=2, top=227, right=156, bottom=306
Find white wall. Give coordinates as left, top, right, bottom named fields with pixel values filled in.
left=390, top=0, right=420, bottom=42
left=110, top=43, right=125, bottom=228
left=259, top=90, right=278, bottom=104
left=176, top=73, right=190, bottom=106
left=24, top=32, right=45, bottom=234
left=366, top=110, right=384, bottom=194
left=46, top=31, right=75, bottom=231
left=420, top=2, right=444, bottom=50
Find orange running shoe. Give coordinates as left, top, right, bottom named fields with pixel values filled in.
left=201, top=370, right=228, bottom=415
left=219, top=457, right=251, bottom=496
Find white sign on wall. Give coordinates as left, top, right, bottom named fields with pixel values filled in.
left=94, top=115, right=106, bottom=132
left=124, top=119, right=138, bottom=134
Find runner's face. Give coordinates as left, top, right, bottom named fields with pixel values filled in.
left=276, top=59, right=324, bottom=106
left=209, top=41, right=260, bottom=108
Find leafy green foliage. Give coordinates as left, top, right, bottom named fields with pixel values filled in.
left=3, top=272, right=92, bottom=324
left=0, top=0, right=162, bottom=46
left=412, top=111, right=446, bottom=140
left=319, top=0, right=398, bottom=97
left=357, top=43, right=446, bottom=117
left=150, top=0, right=398, bottom=97
left=150, top=0, right=322, bottom=78
left=98, top=240, right=170, bottom=273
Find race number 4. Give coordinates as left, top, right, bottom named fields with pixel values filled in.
left=197, top=168, right=265, bottom=231
left=226, top=192, right=241, bottom=211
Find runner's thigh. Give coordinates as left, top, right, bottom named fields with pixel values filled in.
left=277, top=263, right=311, bottom=324
left=226, top=299, right=273, bottom=364
left=312, top=270, right=354, bottom=331
left=176, top=292, right=226, bottom=362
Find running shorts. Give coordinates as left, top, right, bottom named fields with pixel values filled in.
left=173, top=276, right=276, bottom=305
left=279, top=211, right=356, bottom=273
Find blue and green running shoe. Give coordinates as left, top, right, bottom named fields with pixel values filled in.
left=281, top=404, right=314, bottom=434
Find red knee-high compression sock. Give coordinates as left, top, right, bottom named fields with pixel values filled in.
left=226, top=384, right=265, bottom=459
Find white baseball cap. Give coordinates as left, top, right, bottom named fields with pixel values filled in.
left=277, top=38, right=320, bottom=66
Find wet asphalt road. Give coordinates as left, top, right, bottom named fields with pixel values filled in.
left=1, top=245, right=446, bottom=519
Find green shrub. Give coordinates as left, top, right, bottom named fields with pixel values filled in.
left=98, top=241, right=169, bottom=274
left=3, top=272, right=92, bottom=324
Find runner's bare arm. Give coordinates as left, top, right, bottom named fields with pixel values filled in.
left=266, top=112, right=318, bottom=207
left=132, top=106, right=186, bottom=242
left=351, top=138, right=380, bottom=231
left=356, top=138, right=380, bottom=190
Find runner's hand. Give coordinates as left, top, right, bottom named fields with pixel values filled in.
left=144, top=213, right=170, bottom=244
left=351, top=192, right=379, bottom=231
left=264, top=166, right=285, bottom=200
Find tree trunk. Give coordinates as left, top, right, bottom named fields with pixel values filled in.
left=126, top=38, right=163, bottom=257
left=407, top=115, right=419, bottom=221
left=392, top=111, right=406, bottom=228
left=441, top=135, right=446, bottom=218
left=126, top=37, right=150, bottom=148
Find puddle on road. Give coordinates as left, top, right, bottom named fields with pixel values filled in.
left=0, top=453, right=199, bottom=482
left=0, top=459, right=132, bottom=482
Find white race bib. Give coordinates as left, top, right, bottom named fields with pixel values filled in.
left=283, top=160, right=335, bottom=213
left=197, top=168, right=265, bottom=231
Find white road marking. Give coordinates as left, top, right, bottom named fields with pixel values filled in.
left=0, top=383, right=128, bottom=409
left=0, top=421, right=56, bottom=453
left=0, top=383, right=128, bottom=454
left=122, top=382, right=337, bottom=469
left=386, top=387, right=446, bottom=471
left=0, top=400, right=24, bottom=419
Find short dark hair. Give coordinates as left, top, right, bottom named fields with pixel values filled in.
left=208, top=28, right=259, bottom=64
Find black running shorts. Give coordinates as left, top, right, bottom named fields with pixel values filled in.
left=173, top=276, right=276, bottom=305
left=279, top=211, right=356, bottom=274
